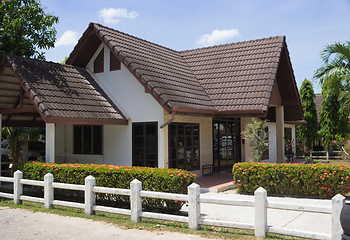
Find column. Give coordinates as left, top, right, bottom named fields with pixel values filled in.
left=45, top=123, right=55, bottom=163
left=276, top=106, right=285, bottom=163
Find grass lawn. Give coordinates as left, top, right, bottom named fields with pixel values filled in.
left=0, top=196, right=302, bottom=240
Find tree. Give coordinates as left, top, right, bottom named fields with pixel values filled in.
left=0, top=0, right=59, bottom=60
left=314, top=41, right=350, bottom=147
left=314, top=41, right=350, bottom=86
left=241, top=120, right=268, bottom=162
left=319, top=77, right=350, bottom=148
left=0, top=0, right=58, bottom=169
left=297, top=79, right=319, bottom=149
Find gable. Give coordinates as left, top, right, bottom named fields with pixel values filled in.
left=67, top=22, right=303, bottom=120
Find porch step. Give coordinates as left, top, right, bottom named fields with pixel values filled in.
left=200, top=182, right=237, bottom=193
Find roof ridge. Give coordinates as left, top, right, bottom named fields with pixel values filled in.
left=91, top=22, right=179, bottom=54
left=180, top=36, right=285, bottom=53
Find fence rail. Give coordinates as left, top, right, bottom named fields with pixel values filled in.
left=0, top=170, right=346, bottom=240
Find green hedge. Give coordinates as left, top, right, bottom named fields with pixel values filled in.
left=17, top=162, right=196, bottom=213
left=232, top=162, right=350, bottom=198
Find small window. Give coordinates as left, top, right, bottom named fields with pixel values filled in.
left=110, top=52, right=121, bottom=71
left=94, top=49, right=104, bottom=73
left=73, top=125, right=102, bottom=155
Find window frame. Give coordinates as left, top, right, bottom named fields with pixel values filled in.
left=132, top=122, right=158, bottom=167
left=73, top=125, right=103, bottom=155
left=168, top=123, right=200, bottom=171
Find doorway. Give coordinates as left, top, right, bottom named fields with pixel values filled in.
left=213, top=119, right=241, bottom=172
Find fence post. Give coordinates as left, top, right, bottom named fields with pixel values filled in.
left=44, top=173, right=54, bottom=209
left=188, top=183, right=201, bottom=230
left=85, top=175, right=96, bottom=215
left=13, top=170, right=23, bottom=205
left=130, top=179, right=142, bottom=222
left=331, top=194, right=345, bottom=240
left=255, top=187, right=267, bottom=238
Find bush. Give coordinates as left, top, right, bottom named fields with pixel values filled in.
left=232, top=162, right=350, bottom=198
left=16, top=162, right=196, bottom=214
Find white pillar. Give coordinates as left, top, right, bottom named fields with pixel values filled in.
left=276, top=106, right=285, bottom=163
left=45, top=123, right=55, bottom=163
left=254, top=187, right=267, bottom=238
left=14, top=170, right=23, bottom=205
left=85, top=175, right=96, bottom=215
left=331, top=194, right=345, bottom=240
left=188, top=183, right=201, bottom=230
left=130, top=179, right=142, bottom=222
left=44, top=173, right=54, bottom=209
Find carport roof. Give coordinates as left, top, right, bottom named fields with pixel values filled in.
left=0, top=55, right=127, bottom=127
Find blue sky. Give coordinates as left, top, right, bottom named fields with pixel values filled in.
left=41, top=0, right=350, bottom=94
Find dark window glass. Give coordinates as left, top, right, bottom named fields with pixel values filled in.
left=73, top=126, right=82, bottom=154
left=132, top=122, right=158, bottom=167
left=73, top=125, right=102, bottom=155
left=110, top=52, right=121, bottom=71
left=94, top=49, right=104, bottom=73
left=168, top=123, right=200, bottom=170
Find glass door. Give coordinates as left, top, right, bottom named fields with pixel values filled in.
left=213, top=119, right=241, bottom=172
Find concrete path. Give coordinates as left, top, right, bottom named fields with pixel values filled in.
left=183, top=190, right=331, bottom=235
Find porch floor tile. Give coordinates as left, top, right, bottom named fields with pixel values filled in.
left=196, top=171, right=236, bottom=193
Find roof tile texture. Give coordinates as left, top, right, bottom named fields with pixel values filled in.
left=94, top=23, right=284, bottom=112
left=6, top=55, right=126, bottom=121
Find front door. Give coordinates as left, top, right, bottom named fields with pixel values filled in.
left=213, top=119, right=241, bottom=172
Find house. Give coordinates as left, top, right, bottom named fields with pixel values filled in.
left=0, top=23, right=303, bottom=176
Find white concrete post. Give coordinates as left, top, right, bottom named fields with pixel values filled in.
left=45, top=123, right=55, bottom=163
left=13, top=170, right=23, bottom=205
left=276, top=106, right=285, bottom=163
left=44, top=173, right=54, bottom=209
left=85, top=175, right=96, bottom=215
left=255, top=187, right=267, bottom=238
left=130, top=179, right=142, bottom=222
left=188, top=183, right=201, bottom=230
left=331, top=194, right=345, bottom=240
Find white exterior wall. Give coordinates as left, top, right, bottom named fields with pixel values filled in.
left=55, top=43, right=164, bottom=167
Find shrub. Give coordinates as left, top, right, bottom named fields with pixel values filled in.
left=232, top=162, right=350, bottom=198
left=16, top=162, right=196, bottom=213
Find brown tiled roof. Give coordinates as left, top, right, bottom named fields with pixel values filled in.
left=314, top=93, right=323, bottom=120
left=3, top=55, right=127, bottom=124
left=181, top=37, right=283, bottom=112
left=67, top=23, right=301, bottom=118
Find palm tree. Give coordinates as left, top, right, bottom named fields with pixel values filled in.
left=314, top=41, right=350, bottom=85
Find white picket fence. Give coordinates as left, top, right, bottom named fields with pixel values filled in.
left=0, top=170, right=346, bottom=240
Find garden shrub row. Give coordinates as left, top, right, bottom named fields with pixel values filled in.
left=17, top=162, right=196, bottom=213
left=232, top=162, right=350, bottom=198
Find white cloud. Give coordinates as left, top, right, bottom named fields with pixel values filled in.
left=56, top=30, right=79, bottom=47
left=98, top=8, right=138, bottom=24
left=196, top=29, right=241, bottom=47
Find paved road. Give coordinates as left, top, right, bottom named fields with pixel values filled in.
left=0, top=207, right=214, bottom=240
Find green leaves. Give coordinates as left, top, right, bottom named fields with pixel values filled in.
left=298, top=79, right=318, bottom=148
left=17, top=162, right=196, bottom=214
left=0, top=0, right=59, bottom=60
left=232, top=162, right=350, bottom=198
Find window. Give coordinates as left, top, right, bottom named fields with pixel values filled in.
left=132, top=122, right=158, bottom=167
left=94, top=49, right=104, bottom=73
left=110, top=52, right=121, bottom=71
left=168, top=123, right=199, bottom=170
left=73, top=125, right=102, bottom=155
